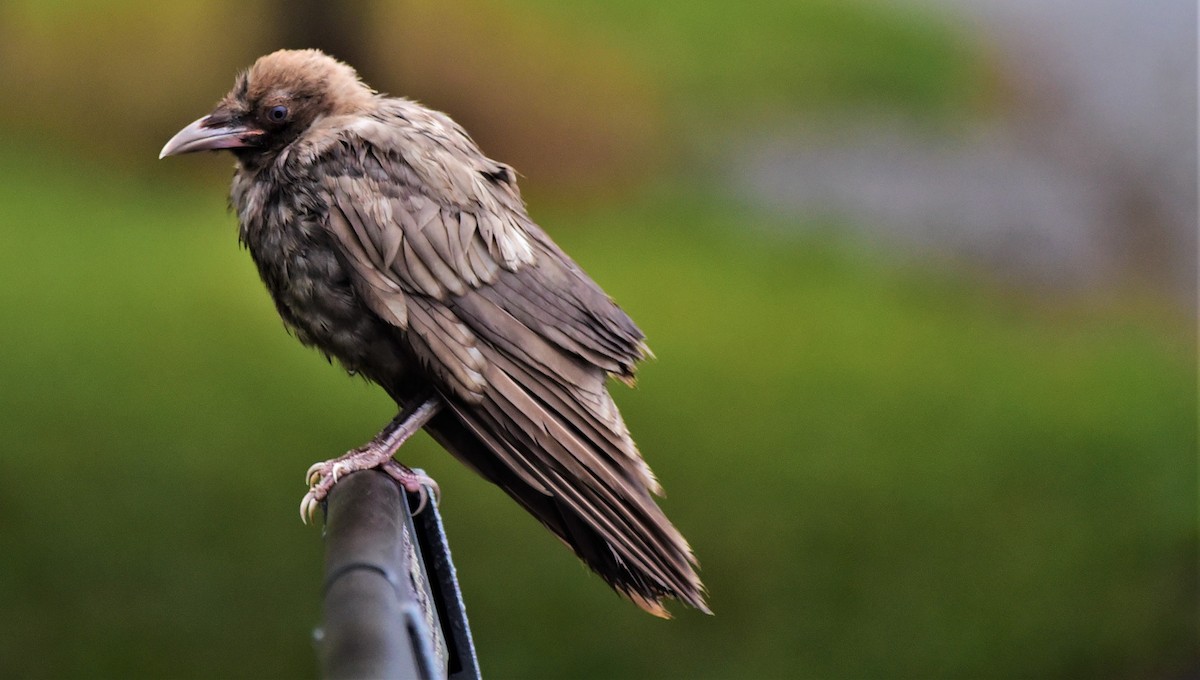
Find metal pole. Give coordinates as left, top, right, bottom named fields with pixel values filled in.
left=314, top=470, right=479, bottom=680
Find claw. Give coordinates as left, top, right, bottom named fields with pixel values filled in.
left=411, top=486, right=429, bottom=515
left=306, top=462, right=324, bottom=485
left=412, top=479, right=441, bottom=514
left=300, top=492, right=318, bottom=524
left=331, top=461, right=350, bottom=483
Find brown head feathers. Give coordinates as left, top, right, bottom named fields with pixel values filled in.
left=232, top=49, right=375, bottom=119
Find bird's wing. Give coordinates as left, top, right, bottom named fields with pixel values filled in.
left=318, top=106, right=649, bottom=377
left=307, top=115, right=705, bottom=614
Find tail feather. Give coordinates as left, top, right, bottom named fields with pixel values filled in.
left=423, top=404, right=709, bottom=616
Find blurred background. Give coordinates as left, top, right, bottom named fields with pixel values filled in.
left=0, top=1, right=1194, bottom=678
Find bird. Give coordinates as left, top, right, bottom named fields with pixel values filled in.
left=160, top=49, right=708, bottom=617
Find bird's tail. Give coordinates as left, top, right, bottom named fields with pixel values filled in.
left=423, top=404, right=710, bottom=617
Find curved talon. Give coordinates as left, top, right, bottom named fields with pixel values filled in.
left=300, top=492, right=318, bottom=524
left=413, top=479, right=441, bottom=513
left=411, top=487, right=429, bottom=515
left=414, top=475, right=441, bottom=509
left=331, top=461, right=351, bottom=484
left=306, top=462, right=325, bottom=485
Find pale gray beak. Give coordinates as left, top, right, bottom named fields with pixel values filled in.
left=159, top=116, right=262, bottom=159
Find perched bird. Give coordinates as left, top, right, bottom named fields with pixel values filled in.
left=160, top=49, right=708, bottom=616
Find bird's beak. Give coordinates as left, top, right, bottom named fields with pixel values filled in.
left=159, top=115, right=262, bottom=159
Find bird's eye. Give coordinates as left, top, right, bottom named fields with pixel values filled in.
left=267, top=105, right=289, bottom=122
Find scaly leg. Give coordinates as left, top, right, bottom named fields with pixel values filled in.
left=300, top=396, right=443, bottom=523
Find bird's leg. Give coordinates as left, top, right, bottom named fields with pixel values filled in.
left=300, top=396, right=443, bottom=523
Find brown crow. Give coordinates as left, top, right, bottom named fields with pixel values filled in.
left=161, top=49, right=707, bottom=616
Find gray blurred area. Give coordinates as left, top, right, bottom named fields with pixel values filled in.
left=732, top=0, right=1197, bottom=299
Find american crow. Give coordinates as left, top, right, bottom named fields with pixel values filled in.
left=161, top=49, right=707, bottom=616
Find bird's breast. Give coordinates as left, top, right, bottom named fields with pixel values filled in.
left=232, top=173, right=410, bottom=384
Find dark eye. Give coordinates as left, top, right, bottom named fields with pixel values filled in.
left=267, top=105, right=289, bottom=122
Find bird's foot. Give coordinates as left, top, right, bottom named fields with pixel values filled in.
left=299, top=450, right=441, bottom=523
left=300, top=444, right=391, bottom=523
left=299, top=396, right=445, bottom=523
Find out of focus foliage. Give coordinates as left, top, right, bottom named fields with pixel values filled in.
left=0, top=1, right=1192, bottom=679
left=0, top=0, right=981, bottom=189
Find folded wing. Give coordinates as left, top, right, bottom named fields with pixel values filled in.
left=308, top=113, right=707, bottom=614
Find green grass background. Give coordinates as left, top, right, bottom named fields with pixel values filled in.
left=0, top=1, right=1194, bottom=678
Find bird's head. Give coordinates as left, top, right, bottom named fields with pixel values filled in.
left=160, top=49, right=373, bottom=162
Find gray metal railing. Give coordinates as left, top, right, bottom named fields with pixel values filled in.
left=314, top=470, right=480, bottom=680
